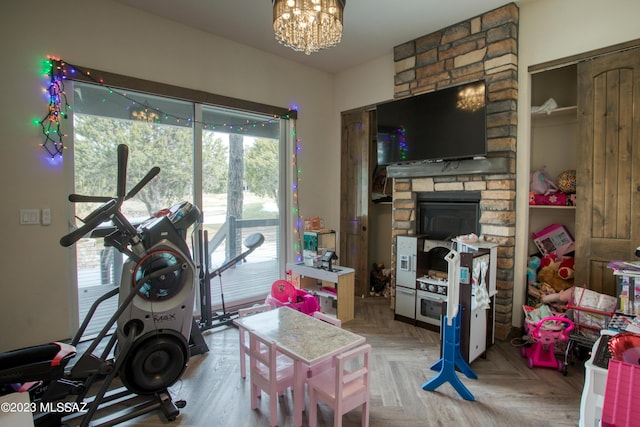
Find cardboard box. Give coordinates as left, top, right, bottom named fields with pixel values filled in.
left=531, top=223, right=575, bottom=256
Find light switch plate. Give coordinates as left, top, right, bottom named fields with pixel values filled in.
left=20, top=209, right=40, bottom=225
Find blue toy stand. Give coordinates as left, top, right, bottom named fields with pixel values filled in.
left=422, top=249, right=477, bottom=401
left=422, top=305, right=476, bottom=400
left=422, top=304, right=476, bottom=401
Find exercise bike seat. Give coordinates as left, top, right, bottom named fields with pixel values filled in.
left=0, top=342, right=76, bottom=386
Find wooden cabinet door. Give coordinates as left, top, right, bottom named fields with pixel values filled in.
left=340, top=110, right=371, bottom=297
left=575, top=47, right=640, bottom=295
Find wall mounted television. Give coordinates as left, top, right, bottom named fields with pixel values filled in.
left=376, top=81, right=487, bottom=165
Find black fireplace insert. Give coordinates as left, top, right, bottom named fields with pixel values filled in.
left=417, top=191, right=480, bottom=241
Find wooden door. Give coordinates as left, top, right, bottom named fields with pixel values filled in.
left=575, top=47, right=640, bottom=295
left=340, top=110, right=371, bottom=297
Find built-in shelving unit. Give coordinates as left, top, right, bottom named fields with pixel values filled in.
left=528, top=65, right=578, bottom=255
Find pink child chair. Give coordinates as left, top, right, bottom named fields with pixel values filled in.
left=307, top=343, right=372, bottom=427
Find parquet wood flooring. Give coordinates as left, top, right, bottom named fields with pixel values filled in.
left=87, top=297, right=586, bottom=427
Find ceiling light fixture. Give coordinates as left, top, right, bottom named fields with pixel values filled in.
left=456, top=83, right=486, bottom=112
left=272, top=0, right=346, bottom=55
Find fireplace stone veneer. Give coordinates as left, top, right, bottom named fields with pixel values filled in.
left=387, top=3, right=518, bottom=340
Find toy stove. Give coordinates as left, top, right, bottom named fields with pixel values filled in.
left=417, top=274, right=449, bottom=296
left=415, top=270, right=449, bottom=327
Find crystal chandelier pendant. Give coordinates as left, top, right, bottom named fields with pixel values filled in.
left=273, top=0, right=346, bottom=55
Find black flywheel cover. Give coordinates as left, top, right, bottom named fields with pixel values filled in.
left=119, top=332, right=188, bottom=395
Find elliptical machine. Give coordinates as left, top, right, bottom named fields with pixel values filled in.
left=0, top=144, right=201, bottom=426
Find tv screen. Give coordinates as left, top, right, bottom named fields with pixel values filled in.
left=376, top=81, right=487, bottom=165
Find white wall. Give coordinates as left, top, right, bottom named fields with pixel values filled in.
left=0, top=0, right=338, bottom=351
left=334, top=0, right=640, bottom=329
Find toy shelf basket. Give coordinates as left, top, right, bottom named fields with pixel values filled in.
left=521, top=305, right=575, bottom=374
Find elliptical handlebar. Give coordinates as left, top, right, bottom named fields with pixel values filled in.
left=125, top=166, right=160, bottom=200
left=67, top=166, right=160, bottom=204
left=208, top=232, right=265, bottom=278
left=116, top=144, right=128, bottom=198
left=60, top=199, right=119, bottom=247
left=68, top=194, right=112, bottom=203
left=60, top=144, right=160, bottom=248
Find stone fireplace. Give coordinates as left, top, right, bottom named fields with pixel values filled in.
left=388, top=3, right=518, bottom=340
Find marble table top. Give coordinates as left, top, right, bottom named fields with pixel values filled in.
left=234, top=306, right=365, bottom=365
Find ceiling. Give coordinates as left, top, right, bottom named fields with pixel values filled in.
left=115, top=0, right=523, bottom=74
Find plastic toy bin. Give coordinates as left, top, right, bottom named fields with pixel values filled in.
left=601, top=359, right=640, bottom=427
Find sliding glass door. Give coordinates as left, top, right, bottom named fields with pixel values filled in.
left=71, top=81, right=282, bottom=336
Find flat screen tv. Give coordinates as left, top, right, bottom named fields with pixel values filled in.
left=376, top=81, right=487, bottom=165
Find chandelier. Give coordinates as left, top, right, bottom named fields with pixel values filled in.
left=456, top=83, right=486, bottom=112
left=272, top=0, right=346, bottom=55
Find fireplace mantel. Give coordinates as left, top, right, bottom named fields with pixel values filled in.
left=386, top=157, right=511, bottom=179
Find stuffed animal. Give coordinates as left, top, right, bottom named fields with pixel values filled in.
left=538, top=261, right=574, bottom=292
left=370, top=262, right=390, bottom=295
left=530, top=166, right=559, bottom=196
left=557, top=257, right=575, bottom=280
left=527, top=255, right=541, bottom=285
left=540, top=253, right=559, bottom=268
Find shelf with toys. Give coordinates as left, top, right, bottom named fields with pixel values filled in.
left=527, top=165, right=577, bottom=280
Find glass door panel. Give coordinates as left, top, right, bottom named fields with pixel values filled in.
left=201, top=106, right=281, bottom=310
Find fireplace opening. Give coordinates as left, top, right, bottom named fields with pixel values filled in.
left=417, top=191, right=480, bottom=241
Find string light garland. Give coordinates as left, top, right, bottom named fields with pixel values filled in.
left=38, top=57, right=296, bottom=157
left=397, top=126, right=408, bottom=161
left=291, top=121, right=304, bottom=262
left=38, top=56, right=69, bottom=158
